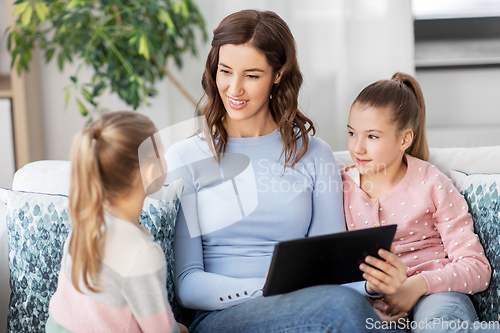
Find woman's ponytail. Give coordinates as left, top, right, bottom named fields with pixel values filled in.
left=391, top=72, right=429, bottom=161
left=69, top=128, right=106, bottom=293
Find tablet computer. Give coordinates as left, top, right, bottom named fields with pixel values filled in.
left=262, top=224, right=397, bottom=297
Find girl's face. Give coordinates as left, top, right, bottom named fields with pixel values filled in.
left=216, top=43, right=281, bottom=129
left=347, top=103, right=411, bottom=176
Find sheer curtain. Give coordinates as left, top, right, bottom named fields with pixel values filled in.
left=166, top=0, right=415, bottom=151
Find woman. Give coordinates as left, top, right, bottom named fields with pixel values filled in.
left=166, top=10, right=407, bottom=332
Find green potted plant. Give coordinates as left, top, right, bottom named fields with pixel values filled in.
left=7, top=0, right=206, bottom=120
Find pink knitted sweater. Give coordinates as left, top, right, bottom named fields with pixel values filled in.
left=342, top=155, right=491, bottom=295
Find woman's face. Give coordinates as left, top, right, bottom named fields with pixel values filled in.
left=216, top=43, right=281, bottom=128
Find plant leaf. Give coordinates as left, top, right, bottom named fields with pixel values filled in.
left=180, top=0, right=189, bottom=19
left=93, top=81, right=106, bottom=96
left=11, top=50, right=19, bottom=70
left=13, top=1, right=30, bottom=16
left=138, top=35, right=150, bottom=60
left=7, top=33, right=12, bottom=52
left=57, top=52, right=64, bottom=70
left=158, top=8, right=176, bottom=34
left=76, top=99, right=88, bottom=116
left=45, top=48, right=56, bottom=62
left=64, top=90, right=70, bottom=112
left=21, top=5, right=33, bottom=27
left=82, top=88, right=96, bottom=106
left=172, top=1, right=181, bottom=14
left=128, top=32, right=139, bottom=46
left=16, top=59, right=23, bottom=75
left=34, top=2, right=49, bottom=22
left=67, top=0, right=79, bottom=9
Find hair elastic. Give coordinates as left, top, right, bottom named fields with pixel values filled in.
left=92, top=128, right=101, bottom=140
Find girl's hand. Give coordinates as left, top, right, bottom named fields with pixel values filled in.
left=380, top=275, right=428, bottom=316
left=370, top=298, right=408, bottom=322
left=361, top=246, right=407, bottom=295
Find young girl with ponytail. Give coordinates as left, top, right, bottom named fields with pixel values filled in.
left=47, top=112, right=187, bottom=333
left=343, top=72, right=494, bottom=332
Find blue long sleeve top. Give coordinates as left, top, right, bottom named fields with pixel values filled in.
left=165, top=129, right=368, bottom=311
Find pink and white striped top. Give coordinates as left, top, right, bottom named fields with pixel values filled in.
left=47, top=212, right=179, bottom=333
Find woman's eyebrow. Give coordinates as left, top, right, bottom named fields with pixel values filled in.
left=243, top=68, right=264, bottom=72
left=218, top=62, right=232, bottom=69
left=218, top=62, right=264, bottom=73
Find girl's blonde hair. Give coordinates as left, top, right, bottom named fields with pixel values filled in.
left=69, top=111, right=157, bottom=292
left=352, top=72, right=429, bottom=161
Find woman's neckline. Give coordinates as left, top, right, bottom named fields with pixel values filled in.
left=226, top=128, right=280, bottom=145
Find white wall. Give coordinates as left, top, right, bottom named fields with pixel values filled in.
left=417, top=68, right=500, bottom=148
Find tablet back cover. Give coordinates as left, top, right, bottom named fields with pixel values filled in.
left=263, top=224, right=397, bottom=296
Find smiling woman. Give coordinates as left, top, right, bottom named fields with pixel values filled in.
left=166, top=9, right=408, bottom=333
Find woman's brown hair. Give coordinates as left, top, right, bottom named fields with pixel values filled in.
left=200, top=9, right=315, bottom=167
left=352, top=72, right=429, bottom=161
left=69, top=111, right=157, bottom=292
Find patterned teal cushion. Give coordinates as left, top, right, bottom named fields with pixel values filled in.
left=139, top=179, right=183, bottom=320
left=0, top=189, right=69, bottom=333
left=0, top=180, right=183, bottom=333
left=450, top=170, right=500, bottom=322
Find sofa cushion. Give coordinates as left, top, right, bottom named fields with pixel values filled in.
left=138, top=179, right=184, bottom=320
left=449, top=170, right=500, bottom=322
left=0, top=178, right=183, bottom=333
left=0, top=189, right=69, bottom=333
left=12, top=160, right=71, bottom=195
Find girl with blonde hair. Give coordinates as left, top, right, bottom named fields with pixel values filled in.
left=47, top=111, right=187, bottom=333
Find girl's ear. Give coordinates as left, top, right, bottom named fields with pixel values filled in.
left=274, top=69, right=284, bottom=84
left=401, top=129, right=414, bottom=152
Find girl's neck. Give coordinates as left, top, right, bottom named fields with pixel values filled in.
left=360, top=156, right=408, bottom=199
left=105, top=191, right=145, bottom=226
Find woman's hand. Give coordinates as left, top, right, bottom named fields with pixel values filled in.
left=360, top=246, right=407, bottom=295
left=178, top=322, right=190, bottom=333
left=379, top=275, right=428, bottom=316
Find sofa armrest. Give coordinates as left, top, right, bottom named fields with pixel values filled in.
left=0, top=200, right=10, bottom=333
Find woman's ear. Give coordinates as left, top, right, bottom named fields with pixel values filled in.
left=401, top=129, right=414, bottom=152
left=274, top=69, right=284, bottom=84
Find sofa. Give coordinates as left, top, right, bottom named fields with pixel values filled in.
left=1, top=145, right=500, bottom=332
